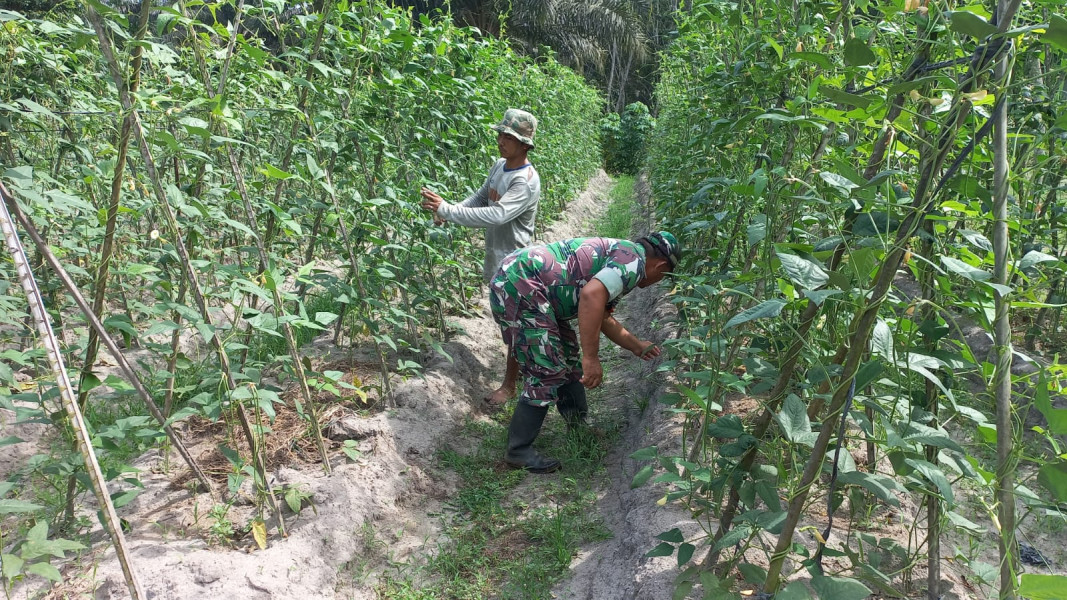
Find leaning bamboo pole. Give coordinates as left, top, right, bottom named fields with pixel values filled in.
left=1, top=182, right=215, bottom=497
left=178, top=0, right=332, bottom=473
left=84, top=3, right=286, bottom=535
left=0, top=184, right=146, bottom=600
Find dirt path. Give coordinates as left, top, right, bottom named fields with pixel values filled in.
left=550, top=175, right=699, bottom=599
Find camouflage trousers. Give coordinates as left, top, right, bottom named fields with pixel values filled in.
left=489, top=276, right=581, bottom=407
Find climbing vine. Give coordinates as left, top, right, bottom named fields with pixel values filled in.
left=642, top=0, right=1067, bottom=598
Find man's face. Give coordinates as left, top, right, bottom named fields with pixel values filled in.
left=497, top=132, right=526, bottom=160
left=637, top=259, right=670, bottom=288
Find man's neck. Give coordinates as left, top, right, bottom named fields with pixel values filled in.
left=503, top=154, right=529, bottom=169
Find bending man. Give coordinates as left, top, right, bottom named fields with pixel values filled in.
left=489, top=232, right=682, bottom=473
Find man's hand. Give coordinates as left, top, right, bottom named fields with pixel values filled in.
left=420, top=187, right=443, bottom=213
left=635, top=341, right=660, bottom=360
left=581, top=356, right=603, bottom=388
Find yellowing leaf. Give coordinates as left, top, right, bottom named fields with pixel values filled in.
left=904, top=0, right=920, bottom=11
left=909, top=89, right=922, bottom=101
left=962, top=90, right=988, bottom=102
left=252, top=519, right=267, bottom=550
left=657, top=495, right=667, bottom=506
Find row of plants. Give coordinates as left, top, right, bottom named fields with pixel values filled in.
left=642, top=0, right=1067, bottom=598
left=0, top=1, right=601, bottom=595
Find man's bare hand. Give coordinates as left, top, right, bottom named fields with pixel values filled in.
left=420, top=187, right=443, bottom=213
left=636, top=341, right=660, bottom=360
left=581, top=356, right=603, bottom=388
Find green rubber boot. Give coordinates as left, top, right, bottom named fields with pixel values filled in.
left=556, top=380, right=588, bottom=429
left=505, top=402, right=561, bottom=474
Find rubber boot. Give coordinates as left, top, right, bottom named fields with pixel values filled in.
left=505, top=402, right=561, bottom=473
left=556, top=380, right=588, bottom=429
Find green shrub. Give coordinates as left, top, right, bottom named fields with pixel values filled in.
left=599, top=101, right=654, bottom=174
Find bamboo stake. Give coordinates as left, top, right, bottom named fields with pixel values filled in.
left=84, top=3, right=286, bottom=535
left=762, top=3, right=1024, bottom=590
left=2, top=183, right=214, bottom=497
left=0, top=184, right=146, bottom=600
left=76, top=0, right=152, bottom=413
left=182, top=0, right=332, bottom=472
left=991, top=4, right=1018, bottom=595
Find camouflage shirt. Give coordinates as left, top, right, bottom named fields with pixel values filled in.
left=495, top=237, right=646, bottom=320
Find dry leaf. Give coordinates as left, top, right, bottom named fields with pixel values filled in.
left=252, top=519, right=268, bottom=550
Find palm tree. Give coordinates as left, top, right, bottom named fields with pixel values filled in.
left=391, top=0, right=673, bottom=110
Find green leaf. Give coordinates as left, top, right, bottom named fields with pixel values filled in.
left=724, top=299, right=786, bottom=329
left=946, top=510, right=986, bottom=534
left=656, top=528, right=684, bottom=543
left=1018, top=250, right=1060, bottom=271
left=777, top=250, right=829, bottom=290
left=1040, top=15, right=1067, bottom=52
left=737, top=563, right=767, bottom=585
left=775, top=394, right=814, bottom=446
left=870, top=320, right=895, bottom=363
left=677, top=542, right=695, bottom=566
left=25, top=561, right=62, bottom=582
left=631, top=464, right=654, bottom=488
left=820, top=85, right=873, bottom=109
left=0, top=435, right=25, bottom=447
left=284, top=487, right=303, bottom=513
left=811, top=575, right=872, bottom=600
left=804, top=289, right=840, bottom=306
left=712, top=524, right=753, bottom=552
left=1034, top=370, right=1067, bottom=435
left=630, top=446, right=658, bottom=460
left=1019, top=574, right=1067, bottom=600
left=843, top=38, right=876, bottom=66
left=788, top=51, right=833, bottom=69
left=905, top=458, right=954, bottom=504
left=0, top=499, right=44, bottom=514
left=1037, top=460, right=1067, bottom=503
left=644, top=542, right=674, bottom=558
left=941, top=255, right=991, bottom=281
left=1, top=553, right=24, bottom=580
left=950, top=11, right=998, bottom=39
left=819, top=171, right=859, bottom=196
left=260, top=163, right=294, bottom=179
left=706, top=414, right=745, bottom=439
left=777, top=582, right=814, bottom=600
left=837, top=471, right=903, bottom=507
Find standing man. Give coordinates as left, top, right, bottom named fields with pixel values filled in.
left=490, top=232, right=682, bottom=473
left=420, top=108, right=541, bottom=408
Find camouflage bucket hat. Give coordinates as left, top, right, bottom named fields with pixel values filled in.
left=491, top=108, right=537, bottom=148
left=646, top=231, right=681, bottom=269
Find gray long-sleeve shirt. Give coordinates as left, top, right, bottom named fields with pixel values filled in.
left=436, top=158, right=541, bottom=282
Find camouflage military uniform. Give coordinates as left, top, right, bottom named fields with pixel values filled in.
left=489, top=237, right=646, bottom=406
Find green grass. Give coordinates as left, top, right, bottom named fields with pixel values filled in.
left=598, top=175, right=636, bottom=239
left=372, top=401, right=616, bottom=599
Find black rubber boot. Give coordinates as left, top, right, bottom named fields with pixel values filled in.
left=505, top=402, right=561, bottom=473
left=556, top=380, right=588, bottom=429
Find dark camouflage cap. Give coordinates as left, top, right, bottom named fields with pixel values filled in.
left=491, top=108, right=537, bottom=148
left=641, top=231, right=681, bottom=269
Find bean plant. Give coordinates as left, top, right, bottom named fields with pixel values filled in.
left=641, top=1, right=1067, bottom=599
left=0, top=1, right=601, bottom=595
